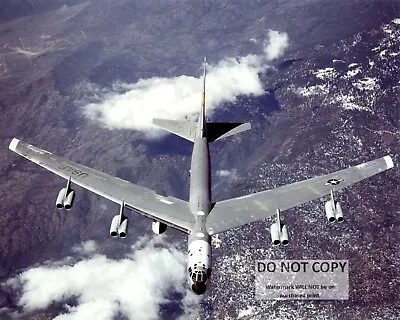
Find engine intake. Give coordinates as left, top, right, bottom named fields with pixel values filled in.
left=270, top=222, right=289, bottom=246
left=109, top=214, right=129, bottom=238
left=280, top=225, right=289, bottom=246
left=270, top=222, right=280, bottom=245
left=118, top=218, right=128, bottom=238
left=56, top=188, right=66, bottom=209
left=325, top=201, right=336, bottom=223
left=110, top=215, right=119, bottom=237
left=55, top=188, right=75, bottom=210
left=335, top=202, right=344, bottom=223
left=64, top=190, right=75, bottom=210
left=325, top=200, right=344, bottom=223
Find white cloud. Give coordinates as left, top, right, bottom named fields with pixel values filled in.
left=72, top=240, right=97, bottom=255
left=264, top=30, right=289, bottom=60
left=82, top=30, right=289, bottom=138
left=6, top=236, right=201, bottom=320
left=216, top=169, right=237, bottom=180
left=177, top=289, right=203, bottom=320
left=238, top=306, right=254, bottom=318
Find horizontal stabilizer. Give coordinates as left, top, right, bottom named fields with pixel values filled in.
left=153, top=118, right=197, bottom=142
left=207, top=122, right=251, bottom=142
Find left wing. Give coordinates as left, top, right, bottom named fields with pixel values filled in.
left=206, top=156, right=394, bottom=235
left=9, top=138, right=195, bottom=233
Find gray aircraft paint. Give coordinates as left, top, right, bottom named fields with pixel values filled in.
left=186, top=59, right=212, bottom=294
left=8, top=58, right=394, bottom=295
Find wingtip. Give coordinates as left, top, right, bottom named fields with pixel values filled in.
left=384, top=155, right=394, bottom=169
left=9, top=138, right=20, bottom=152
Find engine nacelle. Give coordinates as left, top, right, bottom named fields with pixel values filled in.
left=110, top=215, right=119, bottom=237
left=335, top=201, right=344, bottom=223
left=56, top=188, right=66, bottom=209
left=270, top=222, right=280, bottom=246
left=280, top=225, right=289, bottom=246
left=152, top=221, right=167, bottom=234
left=271, top=222, right=289, bottom=246
left=325, top=201, right=336, bottom=223
left=118, top=218, right=128, bottom=238
left=64, top=190, right=75, bottom=210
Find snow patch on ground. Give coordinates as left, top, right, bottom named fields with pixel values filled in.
left=333, top=94, right=371, bottom=112
left=379, top=49, right=387, bottom=59
left=238, top=307, right=254, bottom=318
left=343, top=66, right=362, bottom=79
left=352, top=77, right=380, bottom=91
left=383, top=25, right=394, bottom=35
left=298, top=84, right=329, bottom=97
left=368, top=58, right=375, bottom=67
left=313, top=67, right=338, bottom=80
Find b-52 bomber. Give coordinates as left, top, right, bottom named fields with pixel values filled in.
left=9, top=58, right=394, bottom=294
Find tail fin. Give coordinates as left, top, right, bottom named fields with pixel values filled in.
left=153, top=118, right=197, bottom=142
left=152, top=58, right=207, bottom=143
left=153, top=58, right=251, bottom=142
left=199, top=57, right=207, bottom=137
left=207, top=122, right=251, bottom=142
left=200, top=57, right=251, bottom=141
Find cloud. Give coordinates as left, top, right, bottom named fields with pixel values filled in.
left=72, top=240, right=97, bottom=255
left=216, top=169, right=238, bottom=180
left=6, top=236, right=201, bottom=320
left=264, top=30, right=289, bottom=60
left=82, top=30, right=289, bottom=138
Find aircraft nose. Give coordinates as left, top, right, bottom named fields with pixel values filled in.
left=192, top=281, right=207, bottom=295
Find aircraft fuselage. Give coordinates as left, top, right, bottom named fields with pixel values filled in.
left=186, top=64, right=213, bottom=295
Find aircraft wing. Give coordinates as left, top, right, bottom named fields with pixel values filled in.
left=9, top=138, right=195, bottom=233
left=206, top=156, right=394, bottom=235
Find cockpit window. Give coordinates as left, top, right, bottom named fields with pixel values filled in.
left=192, top=271, right=207, bottom=282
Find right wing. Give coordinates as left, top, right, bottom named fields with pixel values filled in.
left=206, top=156, right=394, bottom=235
left=9, top=138, right=195, bottom=233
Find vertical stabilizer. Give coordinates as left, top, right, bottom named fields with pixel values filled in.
left=154, top=58, right=251, bottom=142
left=200, top=57, right=207, bottom=137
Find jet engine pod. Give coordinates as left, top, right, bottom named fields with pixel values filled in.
left=325, top=201, right=336, bottom=223
left=109, top=215, right=119, bottom=237
left=152, top=221, right=167, bottom=234
left=270, top=222, right=280, bottom=246
left=280, top=224, right=289, bottom=246
left=335, top=201, right=344, bottom=223
left=56, top=188, right=66, bottom=209
left=118, top=218, right=128, bottom=238
left=64, top=190, right=75, bottom=210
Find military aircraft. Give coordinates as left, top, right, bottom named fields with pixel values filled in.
left=9, top=58, right=394, bottom=294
